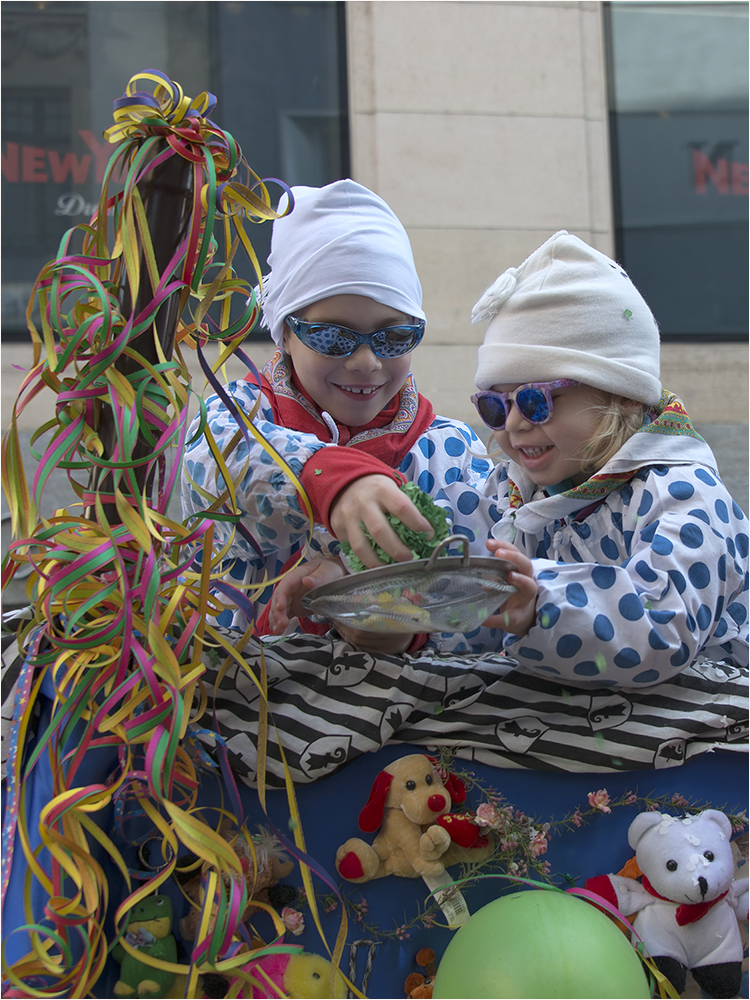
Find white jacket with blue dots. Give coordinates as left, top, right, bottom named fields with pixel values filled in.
left=432, top=425, right=748, bottom=687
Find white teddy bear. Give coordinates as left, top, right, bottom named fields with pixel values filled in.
left=586, top=809, right=748, bottom=998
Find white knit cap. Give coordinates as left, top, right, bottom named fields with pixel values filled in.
left=473, top=231, right=661, bottom=404
left=260, top=179, right=424, bottom=346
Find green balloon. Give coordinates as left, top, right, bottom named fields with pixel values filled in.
left=433, top=889, right=651, bottom=999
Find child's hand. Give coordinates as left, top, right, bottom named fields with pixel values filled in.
left=269, top=557, right=346, bottom=633
left=481, top=538, right=538, bottom=637
left=329, top=475, right=434, bottom=568
left=269, top=551, right=413, bottom=653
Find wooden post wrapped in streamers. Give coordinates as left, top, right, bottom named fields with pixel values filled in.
left=1, top=70, right=350, bottom=999
left=89, top=140, right=194, bottom=514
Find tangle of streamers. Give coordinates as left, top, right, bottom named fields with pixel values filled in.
left=1, top=69, right=352, bottom=998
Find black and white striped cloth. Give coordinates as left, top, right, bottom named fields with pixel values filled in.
left=3, top=613, right=746, bottom=787
left=196, top=630, right=749, bottom=788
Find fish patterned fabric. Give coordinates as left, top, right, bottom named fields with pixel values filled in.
left=193, top=629, right=748, bottom=788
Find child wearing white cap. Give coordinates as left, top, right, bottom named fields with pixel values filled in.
left=456, top=230, right=748, bottom=687
left=181, top=180, right=493, bottom=648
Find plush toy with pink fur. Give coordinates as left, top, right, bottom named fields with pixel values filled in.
left=242, top=951, right=347, bottom=999
left=586, top=809, right=748, bottom=999
left=335, top=754, right=493, bottom=883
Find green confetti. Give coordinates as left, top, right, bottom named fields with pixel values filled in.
left=433, top=704, right=444, bottom=715
left=314, top=468, right=322, bottom=475
left=624, top=308, right=633, bottom=319
left=594, top=653, right=607, bottom=673
left=288, top=817, right=299, bottom=831
left=341, top=482, right=451, bottom=572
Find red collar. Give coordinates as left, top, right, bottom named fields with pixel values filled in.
left=642, top=876, right=728, bottom=926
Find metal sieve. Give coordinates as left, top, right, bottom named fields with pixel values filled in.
left=301, top=535, right=517, bottom=634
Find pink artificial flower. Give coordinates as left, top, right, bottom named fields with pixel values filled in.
left=588, top=789, right=611, bottom=814
left=571, top=810, right=583, bottom=828
left=475, top=802, right=501, bottom=828
left=528, top=829, right=548, bottom=858
left=281, top=907, right=305, bottom=937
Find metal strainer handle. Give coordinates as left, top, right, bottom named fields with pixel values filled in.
left=423, top=534, right=470, bottom=572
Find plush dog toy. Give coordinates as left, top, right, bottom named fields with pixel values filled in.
left=585, top=809, right=749, bottom=998
left=335, top=754, right=492, bottom=883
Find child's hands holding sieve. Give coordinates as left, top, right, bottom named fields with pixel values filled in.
left=269, top=552, right=414, bottom=654
left=268, top=556, right=347, bottom=633
left=481, top=539, right=538, bottom=637
left=329, top=474, right=434, bottom=568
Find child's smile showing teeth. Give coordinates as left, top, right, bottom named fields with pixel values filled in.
left=514, top=443, right=556, bottom=475
left=339, top=385, right=381, bottom=395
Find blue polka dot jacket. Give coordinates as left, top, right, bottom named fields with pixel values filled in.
left=436, top=393, right=749, bottom=687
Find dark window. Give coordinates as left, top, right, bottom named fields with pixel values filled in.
left=1, top=1, right=349, bottom=340
left=605, top=1, right=748, bottom=340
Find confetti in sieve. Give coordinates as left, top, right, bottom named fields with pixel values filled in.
left=302, top=535, right=517, bottom=634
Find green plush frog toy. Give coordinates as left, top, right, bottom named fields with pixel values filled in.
left=113, top=894, right=177, bottom=997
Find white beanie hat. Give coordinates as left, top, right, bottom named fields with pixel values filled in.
left=473, top=231, right=661, bottom=404
left=260, top=179, right=424, bottom=346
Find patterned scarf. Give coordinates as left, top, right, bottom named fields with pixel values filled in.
left=507, top=391, right=704, bottom=511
